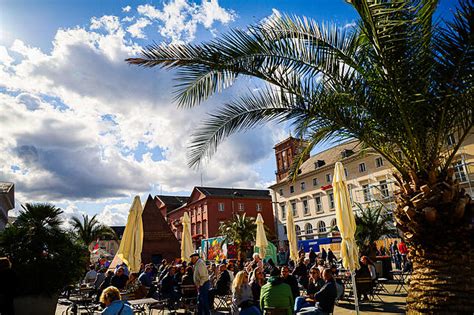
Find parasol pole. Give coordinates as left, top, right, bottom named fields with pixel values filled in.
left=348, top=242, right=360, bottom=315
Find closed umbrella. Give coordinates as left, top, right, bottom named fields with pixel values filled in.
left=181, top=212, right=193, bottom=262
left=115, top=196, right=144, bottom=273
left=333, top=162, right=360, bottom=314
left=286, top=201, right=299, bottom=263
left=255, top=213, right=268, bottom=259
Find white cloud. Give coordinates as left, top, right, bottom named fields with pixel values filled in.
left=96, top=203, right=131, bottom=226
left=0, top=46, right=14, bottom=65
left=127, top=18, right=151, bottom=39
left=0, top=14, right=278, bottom=208
left=137, top=0, right=235, bottom=43
left=122, top=5, right=131, bottom=13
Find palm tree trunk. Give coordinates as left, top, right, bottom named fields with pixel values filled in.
left=393, top=171, right=474, bottom=314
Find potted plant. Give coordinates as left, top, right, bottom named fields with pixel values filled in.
left=0, top=203, right=86, bottom=315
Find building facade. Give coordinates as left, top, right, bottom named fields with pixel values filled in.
left=162, top=187, right=275, bottom=244
left=269, top=135, right=474, bottom=245
left=0, top=182, right=14, bottom=231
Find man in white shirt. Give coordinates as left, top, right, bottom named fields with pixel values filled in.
left=191, top=253, right=210, bottom=315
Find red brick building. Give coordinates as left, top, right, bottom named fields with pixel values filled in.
left=155, top=195, right=189, bottom=219
left=161, top=187, right=275, bottom=244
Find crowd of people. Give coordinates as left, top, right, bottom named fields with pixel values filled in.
left=79, top=240, right=411, bottom=315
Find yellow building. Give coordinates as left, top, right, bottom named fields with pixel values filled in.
left=269, top=134, right=474, bottom=245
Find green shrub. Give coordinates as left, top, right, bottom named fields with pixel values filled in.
left=0, top=203, right=87, bottom=296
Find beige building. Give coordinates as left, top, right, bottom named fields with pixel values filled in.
left=269, top=134, right=474, bottom=245
left=0, top=182, right=14, bottom=231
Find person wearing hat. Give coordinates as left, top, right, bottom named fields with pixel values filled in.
left=191, top=253, right=210, bottom=315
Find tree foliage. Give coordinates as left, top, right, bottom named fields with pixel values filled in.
left=354, top=203, right=395, bottom=255
left=127, top=0, right=473, bottom=184
left=70, top=214, right=116, bottom=247
left=218, top=214, right=257, bottom=260
left=0, top=203, right=86, bottom=296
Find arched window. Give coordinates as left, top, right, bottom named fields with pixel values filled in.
left=331, top=218, right=337, bottom=228
left=317, top=221, right=327, bottom=233
left=295, top=225, right=301, bottom=236
left=305, top=223, right=313, bottom=235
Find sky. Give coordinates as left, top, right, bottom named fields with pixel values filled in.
left=0, top=0, right=459, bottom=226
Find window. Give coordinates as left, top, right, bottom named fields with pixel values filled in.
left=291, top=202, right=297, bottom=217
left=256, top=203, right=262, bottom=212
left=380, top=180, right=389, bottom=198
left=301, top=182, right=306, bottom=191
left=313, top=178, right=318, bottom=186
left=328, top=191, right=335, bottom=209
left=331, top=218, right=337, bottom=229
left=305, top=223, right=313, bottom=235
left=314, top=195, right=323, bottom=213
left=283, top=226, right=287, bottom=235
left=363, top=184, right=371, bottom=202
left=303, top=198, right=309, bottom=215
left=375, top=157, right=384, bottom=168
left=238, top=203, right=245, bottom=211
left=202, top=220, right=207, bottom=235
left=326, top=174, right=332, bottom=183
left=359, top=162, right=366, bottom=173
left=280, top=203, right=286, bottom=219
left=279, top=188, right=283, bottom=196
left=196, top=222, right=201, bottom=234
left=447, top=134, right=456, bottom=146
left=218, top=202, right=225, bottom=212
left=454, top=161, right=468, bottom=182
left=344, top=168, right=349, bottom=178
left=295, top=225, right=301, bottom=236
left=317, top=221, right=327, bottom=233
left=290, top=185, right=295, bottom=193
left=192, top=223, right=195, bottom=235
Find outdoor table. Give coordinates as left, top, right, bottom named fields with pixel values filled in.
left=128, top=297, right=159, bottom=314
left=67, top=284, right=97, bottom=314
left=391, top=270, right=410, bottom=294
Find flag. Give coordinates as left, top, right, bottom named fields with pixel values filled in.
left=91, top=238, right=100, bottom=254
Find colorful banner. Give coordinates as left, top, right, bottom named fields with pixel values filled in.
left=201, top=237, right=237, bottom=261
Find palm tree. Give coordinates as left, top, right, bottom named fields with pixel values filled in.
left=219, top=214, right=257, bottom=264
left=0, top=203, right=85, bottom=295
left=70, top=214, right=116, bottom=262
left=126, top=0, right=473, bottom=312
left=354, top=203, right=395, bottom=256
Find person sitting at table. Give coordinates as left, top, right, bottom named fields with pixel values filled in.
left=232, top=271, right=260, bottom=315
left=260, top=267, right=293, bottom=315
left=84, top=265, right=98, bottom=284
left=281, top=265, right=299, bottom=299
left=181, top=266, right=197, bottom=299
left=293, top=257, right=309, bottom=290
left=97, top=270, right=115, bottom=302
left=160, top=266, right=180, bottom=303
left=250, top=268, right=266, bottom=308
left=175, top=264, right=185, bottom=284
left=99, top=286, right=133, bottom=315
left=297, top=269, right=337, bottom=315
left=139, top=264, right=157, bottom=298
left=124, top=273, right=147, bottom=299
left=209, top=263, right=231, bottom=308
left=355, top=256, right=376, bottom=301
left=111, top=267, right=129, bottom=290
left=294, top=267, right=325, bottom=312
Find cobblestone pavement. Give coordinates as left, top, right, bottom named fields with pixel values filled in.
left=56, top=283, right=407, bottom=315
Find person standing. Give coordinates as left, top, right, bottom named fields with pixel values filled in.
left=309, top=248, right=317, bottom=266
left=321, top=249, right=327, bottom=262
left=327, top=249, right=336, bottom=264
left=191, top=253, right=210, bottom=315
left=398, top=240, right=408, bottom=268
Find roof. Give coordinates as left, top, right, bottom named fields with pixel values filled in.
left=0, top=182, right=13, bottom=193
left=195, top=186, right=271, bottom=199
left=270, top=140, right=364, bottom=188
left=155, top=195, right=189, bottom=212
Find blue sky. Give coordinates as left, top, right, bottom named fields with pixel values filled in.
left=0, top=0, right=460, bottom=225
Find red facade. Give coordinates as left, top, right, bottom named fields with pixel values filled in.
left=164, top=187, right=275, bottom=243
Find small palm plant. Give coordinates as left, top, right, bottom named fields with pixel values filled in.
left=218, top=214, right=257, bottom=263
left=354, top=203, right=395, bottom=256
left=70, top=214, right=116, bottom=263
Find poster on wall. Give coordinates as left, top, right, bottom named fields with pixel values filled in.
left=201, top=237, right=237, bottom=261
